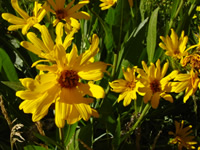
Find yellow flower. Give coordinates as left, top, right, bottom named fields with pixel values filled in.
left=181, top=53, right=200, bottom=72
left=192, top=6, right=200, bottom=19
left=109, top=67, right=142, bottom=106
left=137, top=59, right=178, bottom=109
left=2, top=0, right=47, bottom=35
left=20, top=22, right=75, bottom=61
left=169, top=120, right=197, bottom=150
left=171, top=69, right=200, bottom=103
left=99, top=0, right=117, bottom=10
left=159, top=29, right=188, bottom=59
left=16, top=34, right=108, bottom=127
left=46, top=0, right=90, bottom=32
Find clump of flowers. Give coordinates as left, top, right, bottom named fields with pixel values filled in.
left=16, top=33, right=108, bottom=127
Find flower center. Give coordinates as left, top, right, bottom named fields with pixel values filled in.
left=150, top=79, right=161, bottom=93
left=56, top=9, right=67, bottom=20
left=126, top=81, right=136, bottom=90
left=58, top=70, right=79, bottom=88
left=27, top=17, right=38, bottom=25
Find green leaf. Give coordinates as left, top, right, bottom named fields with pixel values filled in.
left=64, top=122, right=78, bottom=146
left=147, top=7, right=159, bottom=63
left=0, top=48, right=18, bottom=81
left=78, top=124, right=92, bottom=150
left=112, top=115, right=121, bottom=148
left=105, top=8, right=115, bottom=25
left=1, top=81, right=25, bottom=91
left=34, top=133, right=63, bottom=149
left=24, top=145, right=49, bottom=150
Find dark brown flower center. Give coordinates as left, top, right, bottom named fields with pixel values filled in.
left=126, top=81, right=136, bottom=90
left=58, top=70, right=79, bottom=88
left=56, top=9, right=66, bottom=20
left=150, top=79, right=161, bottom=93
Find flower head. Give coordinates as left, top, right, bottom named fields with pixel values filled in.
left=181, top=53, right=200, bottom=72
left=109, top=67, right=141, bottom=106
left=137, top=59, right=178, bottom=109
left=20, top=22, right=75, bottom=61
left=2, top=0, right=47, bottom=35
left=169, top=120, right=197, bottom=150
left=46, top=0, right=90, bottom=32
left=171, top=69, right=200, bottom=103
left=99, top=0, right=117, bottom=10
left=159, top=29, right=188, bottom=59
left=16, top=34, right=108, bottom=127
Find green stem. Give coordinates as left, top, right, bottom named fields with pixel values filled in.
left=134, top=100, right=138, bottom=116
left=59, top=128, right=65, bottom=150
left=188, top=0, right=196, bottom=16
left=192, top=94, right=198, bottom=136
left=167, top=0, right=184, bottom=34
left=121, top=103, right=151, bottom=142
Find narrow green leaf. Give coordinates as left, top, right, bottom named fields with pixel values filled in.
left=34, top=133, right=63, bottom=149
left=105, top=8, right=115, bottom=25
left=64, top=122, right=78, bottom=146
left=1, top=81, right=25, bottom=91
left=112, top=115, right=121, bottom=148
left=24, top=145, right=48, bottom=150
left=0, top=48, right=18, bottom=81
left=147, top=7, right=159, bottom=63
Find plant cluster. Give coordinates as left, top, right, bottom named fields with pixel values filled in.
left=0, top=0, right=200, bottom=150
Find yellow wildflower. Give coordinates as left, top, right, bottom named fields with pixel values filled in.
left=181, top=53, right=200, bottom=72
left=109, top=67, right=142, bottom=106
left=159, top=29, right=188, bottom=59
left=99, top=0, right=117, bottom=10
left=137, top=59, right=178, bottom=109
left=171, top=69, right=200, bottom=103
left=16, top=34, right=108, bottom=127
left=20, top=22, right=75, bottom=61
left=46, top=0, right=90, bottom=32
left=169, top=120, right=197, bottom=150
left=2, top=0, right=47, bottom=35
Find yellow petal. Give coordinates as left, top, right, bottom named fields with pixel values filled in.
left=109, top=79, right=127, bottom=93
left=7, top=25, right=24, bottom=31
left=20, top=41, right=42, bottom=56
left=11, top=0, right=29, bottom=19
left=74, top=103, right=92, bottom=121
left=123, top=92, right=132, bottom=106
left=66, top=104, right=82, bottom=124
left=151, top=92, right=160, bottom=109
left=2, top=13, right=26, bottom=24
left=27, top=32, right=49, bottom=52
left=78, top=61, right=107, bottom=81
left=40, top=25, right=54, bottom=51
left=59, top=87, right=93, bottom=104
left=78, top=82, right=105, bottom=99
left=68, top=11, right=90, bottom=20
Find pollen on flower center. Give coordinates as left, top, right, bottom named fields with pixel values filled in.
left=56, top=9, right=66, bottom=20
left=127, top=81, right=136, bottom=90
left=150, top=79, right=161, bottom=93
left=58, top=70, right=79, bottom=88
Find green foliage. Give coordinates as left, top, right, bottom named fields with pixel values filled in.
left=1, top=0, right=200, bottom=150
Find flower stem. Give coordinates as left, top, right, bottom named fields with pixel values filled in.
left=59, top=128, right=65, bottom=150
left=121, top=103, right=151, bottom=142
